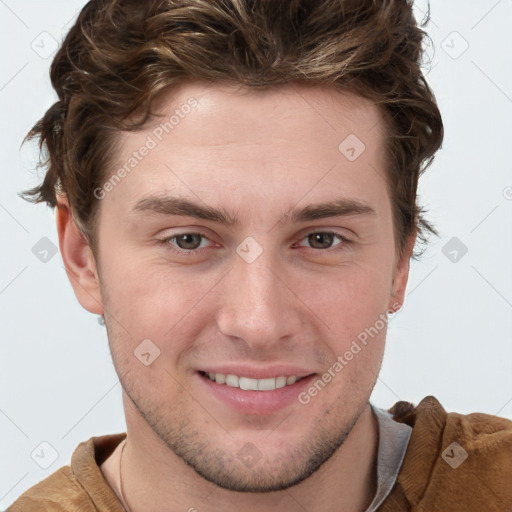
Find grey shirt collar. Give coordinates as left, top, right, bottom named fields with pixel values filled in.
left=364, top=404, right=413, bottom=512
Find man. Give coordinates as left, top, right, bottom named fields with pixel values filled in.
left=8, top=0, right=512, bottom=510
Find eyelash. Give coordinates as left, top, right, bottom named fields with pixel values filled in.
left=158, top=230, right=352, bottom=256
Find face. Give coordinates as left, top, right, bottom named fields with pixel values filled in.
left=63, top=81, right=412, bottom=492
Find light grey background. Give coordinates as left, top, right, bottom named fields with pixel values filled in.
left=1, top=0, right=511, bottom=507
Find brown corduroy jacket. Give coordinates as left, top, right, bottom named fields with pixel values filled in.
left=7, top=396, right=512, bottom=511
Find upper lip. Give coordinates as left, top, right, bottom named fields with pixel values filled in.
left=199, top=365, right=315, bottom=380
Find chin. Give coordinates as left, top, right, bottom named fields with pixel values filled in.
left=160, top=414, right=358, bottom=493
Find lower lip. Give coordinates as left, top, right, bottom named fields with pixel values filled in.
left=198, top=372, right=317, bottom=414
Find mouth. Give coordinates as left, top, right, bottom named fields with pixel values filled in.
left=197, top=370, right=317, bottom=414
left=199, top=371, right=306, bottom=391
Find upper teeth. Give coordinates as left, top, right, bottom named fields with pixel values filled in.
left=206, top=373, right=298, bottom=391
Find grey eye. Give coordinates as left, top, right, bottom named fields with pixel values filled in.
left=173, top=233, right=204, bottom=250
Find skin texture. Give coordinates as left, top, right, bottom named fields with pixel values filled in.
left=57, top=81, right=415, bottom=512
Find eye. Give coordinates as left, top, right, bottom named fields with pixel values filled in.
left=298, top=231, right=349, bottom=250
left=160, top=232, right=212, bottom=254
left=173, top=233, right=205, bottom=250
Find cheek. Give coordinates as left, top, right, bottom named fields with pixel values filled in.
left=99, top=247, right=222, bottom=344
left=305, top=260, right=394, bottom=345
left=301, top=269, right=390, bottom=407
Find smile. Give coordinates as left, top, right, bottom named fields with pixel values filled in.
left=202, top=372, right=302, bottom=391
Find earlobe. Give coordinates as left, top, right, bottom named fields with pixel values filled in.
left=56, top=198, right=104, bottom=315
left=388, top=234, right=416, bottom=313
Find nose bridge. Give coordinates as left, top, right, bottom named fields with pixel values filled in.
left=216, top=244, right=299, bottom=347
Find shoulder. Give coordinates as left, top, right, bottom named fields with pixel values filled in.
left=384, top=396, right=512, bottom=511
left=6, top=433, right=126, bottom=512
left=6, top=466, right=93, bottom=511
left=391, top=394, right=512, bottom=451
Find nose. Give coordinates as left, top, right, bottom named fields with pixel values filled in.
left=215, top=247, right=303, bottom=351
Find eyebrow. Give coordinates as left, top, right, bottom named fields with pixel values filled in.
left=132, top=195, right=376, bottom=226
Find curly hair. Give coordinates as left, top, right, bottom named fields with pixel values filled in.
left=23, top=0, right=443, bottom=259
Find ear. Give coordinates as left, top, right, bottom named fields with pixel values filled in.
left=56, top=198, right=103, bottom=315
left=387, top=234, right=416, bottom=313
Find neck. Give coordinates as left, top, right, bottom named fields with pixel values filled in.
left=110, top=395, right=378, bottom=512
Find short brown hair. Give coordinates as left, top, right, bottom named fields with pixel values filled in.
left=23, top=0, right=443, bottom=259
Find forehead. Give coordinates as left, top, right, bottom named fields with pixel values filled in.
left=104, top=81, right=390, bottom=220
left=144, top=81, right=384, bottom=150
